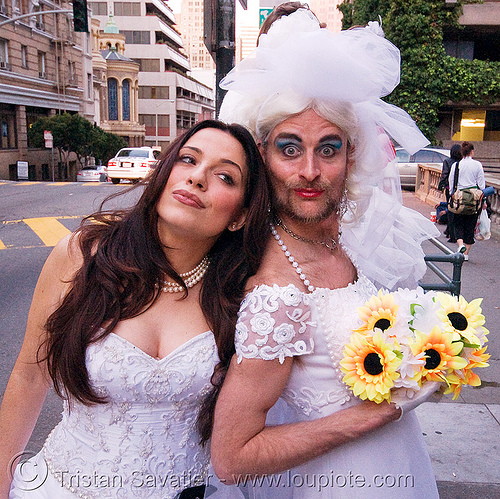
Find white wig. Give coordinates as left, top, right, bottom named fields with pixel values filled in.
left=219, top=10, right=439, bottom=290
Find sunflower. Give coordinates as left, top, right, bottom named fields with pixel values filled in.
left=355, top=290, right=399, bottom=335
left=340, top=331, right=402, bottom=403
left=411, top=326, right=468, bottom=382
left=435, top=293, right=488, bottom=347
left=444, top=347, right=490, bottom=400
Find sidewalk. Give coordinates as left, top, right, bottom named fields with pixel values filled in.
left=402, top=192, right=500, bottom=498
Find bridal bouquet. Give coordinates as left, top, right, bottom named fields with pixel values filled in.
left=339, top=289, right=489, bottom=402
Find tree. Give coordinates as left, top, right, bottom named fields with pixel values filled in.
left=337, top=0, right=500, bottom=143
left=90, top=127, right=127, bottom=164
left=28, top=113, right=126, bottom=167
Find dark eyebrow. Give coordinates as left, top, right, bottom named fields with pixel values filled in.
left=319, top=134, right=343, bottom=144
left=274, top=133, right=302, bottom=143
left=181, top=146, right=243, bottom=173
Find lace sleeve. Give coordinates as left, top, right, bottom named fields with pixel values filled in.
left=235, top=284, right=316, bottom=364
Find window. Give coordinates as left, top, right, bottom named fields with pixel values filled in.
left=108, top=78, right=118, bottom=120
left=37, top=51, right=46, bottom=78
left=114, top=2, right=140, bottom=16
left=0, top=104, right=17, bottom=149
left=139, top=114, right=170, bottom=136
left=121, top=30, right=150, bottom=44
left=21, top=45, right=27, bottom=68
left=87, top=73, right=92, bottom=99
left=133, top=59, right=160, bottom=72
left=0, top=38, right=8, bottom=69
left=90, top=1, right=107, bottom=15
left=0, top=0, right=7, bottom=15
left=68, top=61, right=76, bottom=83
left=122, top=79, right=130, bottom=121
left=177, top=110, right=195, bottom=130
left=138, top=86, right=169, bottom=99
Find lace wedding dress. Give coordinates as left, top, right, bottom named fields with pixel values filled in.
left=10, top=331, right=234, bottom=499
left=235, top=276, right=439, bottom=498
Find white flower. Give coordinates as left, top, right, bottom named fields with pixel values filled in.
left=367, top=20, right=385, bottom=37
left=250, top=312, right=275, bottom=336
left=280, top=286, right=302, bottom=307
left=273, top=323, right=296, bottom=345
left=235, top=321, right=249, bottom=346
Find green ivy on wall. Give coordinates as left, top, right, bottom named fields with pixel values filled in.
left=338, top=0, right=500, bottom=143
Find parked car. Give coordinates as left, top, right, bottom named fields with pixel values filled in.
left=395, top=147, right=450, bottom=189
left=106, top=147, right=160, bottom=184
left=76, top=165, right=108, bottom=182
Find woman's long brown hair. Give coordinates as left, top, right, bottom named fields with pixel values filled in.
left=41, top=121, right=270, bottom=421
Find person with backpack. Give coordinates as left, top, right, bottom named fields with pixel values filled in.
left=448, top=141, right=485, bottom=260
left=438, top=144, right=462, bottom=242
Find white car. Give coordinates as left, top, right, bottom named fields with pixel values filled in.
left=107, top=147, right=160, bottom=184
left=76, top=165, right=108, bottom=182
left=395, top=147, right=450, bottom=189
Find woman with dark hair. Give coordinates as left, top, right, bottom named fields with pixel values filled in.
left=449, top=141, right=485, bottom=260
left=439, top=143, right=462, bottom=242
left=1, top=120, right=269, bottom=498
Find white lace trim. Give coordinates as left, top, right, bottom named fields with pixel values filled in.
left=236, top=284, right=315, bottom=364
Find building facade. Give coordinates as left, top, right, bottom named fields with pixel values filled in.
left=92, top=16, right=145, bottom=146
left=0, top=0, right=90, bottom=180
left=438, top=0, right=500, bottom=168
left=91, top=0, right=214, bottom=151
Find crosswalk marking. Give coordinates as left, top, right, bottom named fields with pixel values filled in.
left=23, top=217, right=72, bottom=247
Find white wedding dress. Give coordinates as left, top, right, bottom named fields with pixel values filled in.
left=235, top=276, right=439, bottom=498
left=9, top=331, right=238, bottom=499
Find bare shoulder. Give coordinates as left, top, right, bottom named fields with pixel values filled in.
left=47, top=233, right=84, bottom=279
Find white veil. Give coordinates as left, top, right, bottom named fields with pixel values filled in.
left=219, top=9, right=439, bottom=290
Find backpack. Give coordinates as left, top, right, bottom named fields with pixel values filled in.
left=447, top=162, right=483, bottom=215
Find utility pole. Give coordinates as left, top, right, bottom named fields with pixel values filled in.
left=204, top=0, right=240, bottom=115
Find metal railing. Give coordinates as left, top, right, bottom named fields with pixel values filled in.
left=418, top=237, right=465, bottom=296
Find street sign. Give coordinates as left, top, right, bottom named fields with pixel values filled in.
left=45, top=139, right=53, bottom=149
left=17, top=161, right=29, bottom=180
left=259, top=8, right=273, bottom=27
left=44, top=130, right=53, bottom=140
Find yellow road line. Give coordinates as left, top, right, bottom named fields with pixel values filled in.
left=15, top=182, right=39, bottom=185
left=23, top=217, right=72, bottom=247
left=0, top=238, right=5, bottom=249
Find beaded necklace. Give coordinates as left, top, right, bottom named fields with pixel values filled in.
left=156, top=256, right=209, bottom=293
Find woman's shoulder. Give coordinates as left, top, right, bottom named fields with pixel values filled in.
left=47, top=233, right=84, bottom=281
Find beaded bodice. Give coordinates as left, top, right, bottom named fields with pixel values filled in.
left=235, top=275, right=377, bottom=419
left=42, top=331, right=217, bottom=498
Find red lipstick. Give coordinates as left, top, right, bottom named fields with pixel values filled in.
left=294, top=189, right=324, bottom=198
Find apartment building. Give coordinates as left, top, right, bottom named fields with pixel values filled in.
left=0, top=0, right=91, bottom=180
left=438, top=0, right=500, bottom=166
left=91, top=0, right=214, bottom=150
left=91, top=16, right=145, bottom=145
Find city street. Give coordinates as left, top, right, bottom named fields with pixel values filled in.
left=0, top=183, right=498, bottom=497
left=0, top=180, right=141, bottom=450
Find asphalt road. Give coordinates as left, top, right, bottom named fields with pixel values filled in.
left=0, top=180, right=141, bottom=451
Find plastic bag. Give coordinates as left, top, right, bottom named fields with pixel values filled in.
left=475, top=209, right=491, bottom=241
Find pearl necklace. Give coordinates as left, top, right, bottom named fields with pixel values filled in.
left=270, top=223, right=316, bottom=293
left=157, top=256, right=209, bottom=293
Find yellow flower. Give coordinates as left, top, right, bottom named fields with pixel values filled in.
left=355, top=290, right=399, bottom=334
left=411, top=326, right=468, bottom=382
left=340, top=331, right=402, bottom=403
left=444, top=347, right=490, bottom=400
left=435, top=293, right=488, bottom=347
